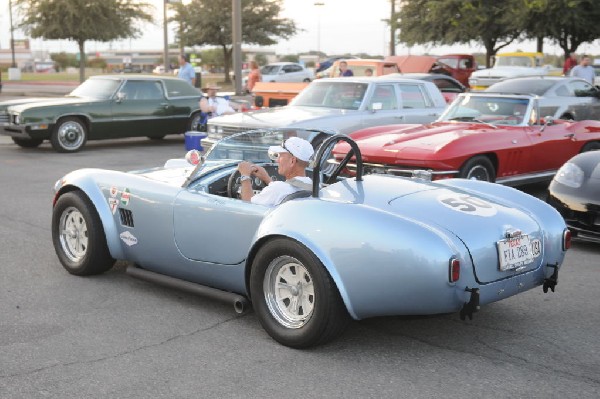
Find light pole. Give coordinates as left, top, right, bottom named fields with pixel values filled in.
left=8, top=0, right=17, bottom=68
left=314, top=2, right=324, bottom=61
left=163, top=0, right=169, bottom=71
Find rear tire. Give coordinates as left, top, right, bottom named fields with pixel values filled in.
left=51, top=117, right=87, bottom=153
left=52, top=191, right=115, bottom=276
left=459, top=156, right=496, bottom=182
left=12, top=137, right=43, bottom=148
left=250, top=238, right=350, bottom=348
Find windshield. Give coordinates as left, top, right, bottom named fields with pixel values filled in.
left=291, top=81, right=367, bottom=110
left=495, top=56, right=534, bottom=68
left=203, top=127, right=327, bottom=164
left=261, top=65, right=282, bottom=75
left=68, top=78, right=121, bottom=99
left=439, top=95, right=532, bottom=126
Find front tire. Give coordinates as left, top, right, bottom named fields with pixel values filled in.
left=459, top=156, right=496, bottom=182
left=12, top=137, right=43, bottom=148
left=250, top=238, right=349, bottom=348
left=581, top=141, right=600, bottom=152
left=51, top=117, right=87, bottom=153
left=52, top=191, right=115, bottom=276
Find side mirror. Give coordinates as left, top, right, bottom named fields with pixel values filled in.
left=116, top=92, right=126, bottom=102
left=540, top=116, right=555, bottom=132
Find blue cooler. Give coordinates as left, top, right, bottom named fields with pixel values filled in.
left=184, top=131, right=207, bottom=151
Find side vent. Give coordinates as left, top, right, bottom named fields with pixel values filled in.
left=119, top=208, right=134, bottom=227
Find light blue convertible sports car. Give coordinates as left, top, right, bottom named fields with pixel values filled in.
left=51, top=129, right=571, bottom=348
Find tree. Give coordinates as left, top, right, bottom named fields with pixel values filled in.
left=173, top=0, right=297, bottom=83
left=15, top=0, right=153, bottom=82
left=51, top=52, right=78, bottom=71
left=397, top=0, right=523, bottom=67
left=521, top=0, right=600, bottom=59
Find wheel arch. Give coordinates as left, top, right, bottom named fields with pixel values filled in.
left=460, top=152, right=498, bottom=175
left=54, top=182, right=125, bottom=260
left=245, top=233, right=358, bottom=319
left=53, top=113, right=92, bottom=130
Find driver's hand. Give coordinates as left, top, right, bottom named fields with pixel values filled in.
left=238, top=161, right=254, bottom=176
left=252, top=165, right=271, bottom=184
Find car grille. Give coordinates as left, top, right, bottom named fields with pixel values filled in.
left=0, top=112, right=8, bottom=124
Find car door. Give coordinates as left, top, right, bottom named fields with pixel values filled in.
left=360, top=83, right=404, bottom=128
left=281, top=64, right=304, bottom=82
left=526, top=106, right=582, bottom=172
left=172, top=190, right=268, bottom=265
left=567, top=80, right=600, bottom=120
left=396, top=83, right=443, bottom=124
left=111, top=80, right=171, bottom=137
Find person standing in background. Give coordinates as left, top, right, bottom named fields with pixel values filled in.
left=570, top=55, right=595, bottom=84
left=338, top=61, right=354, bottom=77
left=563, top=53, right=578, bottom=76
left=246, top=60, right=261, bottom=93
left=177, top=54, right=196, bottom=86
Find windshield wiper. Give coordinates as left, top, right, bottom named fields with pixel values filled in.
left=449, top=116, right=497, bottom=129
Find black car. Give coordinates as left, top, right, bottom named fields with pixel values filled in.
left=547, top=150, right=600, bottom=243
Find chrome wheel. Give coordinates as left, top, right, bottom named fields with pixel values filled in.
left=51, top=117, right=87, bottom=152
left=466, top=165, right=491, bottom=181
left=264, top=255, right=315, bottom=328
left=58, top=206, right=88, bottom=263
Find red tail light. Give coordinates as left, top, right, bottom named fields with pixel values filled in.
left=563, top=229, right=571, bottom=251
left=449, top=257, right=460, bottom=283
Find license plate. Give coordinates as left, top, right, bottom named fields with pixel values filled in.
left=497, top=235, right=536, bottom=271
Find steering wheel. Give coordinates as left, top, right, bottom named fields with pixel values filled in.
left=311, top=134, right=363, bottom=195
left=227, top=164, right=281, bottom=199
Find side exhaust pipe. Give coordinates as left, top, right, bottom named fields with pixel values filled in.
left=126, top=265, right=250, bottom=314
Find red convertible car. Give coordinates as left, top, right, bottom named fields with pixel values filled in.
left=334, top=93, right=600, bottom=186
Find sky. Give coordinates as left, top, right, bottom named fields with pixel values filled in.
left=1, top=0, right=599, bottom=58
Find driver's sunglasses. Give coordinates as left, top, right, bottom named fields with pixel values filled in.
left=268, top=141, right=294, bottom=161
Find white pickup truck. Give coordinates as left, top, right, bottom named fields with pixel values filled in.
left=469, top=52, right=562, bottom=91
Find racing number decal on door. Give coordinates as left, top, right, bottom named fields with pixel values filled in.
left=438, top=193, right=497, bottom=217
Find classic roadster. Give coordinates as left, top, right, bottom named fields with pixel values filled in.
left=52, top=129, right=571, bottom=348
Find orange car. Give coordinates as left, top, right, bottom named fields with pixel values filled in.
left=327, top=59, right=400, bottom=78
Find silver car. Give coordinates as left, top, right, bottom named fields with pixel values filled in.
left=206, top=77, right=447, bottom=144
left=485, top=76, right=600, bottom=121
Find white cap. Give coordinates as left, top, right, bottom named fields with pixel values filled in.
left=268, top=137, right=314, bottom=162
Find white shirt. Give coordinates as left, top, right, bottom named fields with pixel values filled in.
left=570, top=65, right=595, bottom=84
left=251, top=176, right=312, bottom=206
left=207, top=97, right=235, bottom=116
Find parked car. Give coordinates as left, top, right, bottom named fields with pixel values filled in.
left=327, top=59, right=400, bottom=78
left=0, top=75, right=203, bottom=153
left=335, top=92, right=600, bottom=186
left=315, top=55, right=359, bottom=73
left=152, top=65, right=165, bottom=74
left=435, top=54, right=478, bottom=87
left=205, top=77, right=447, bottom=144
left=547, top=150, right=600, bottom=243
left=469, top=52, right=562, bottom=91
left=51, top=129, right=571, bottom=348
left=260, top=62, right=314, bottom=83
left=486, top=76, right=600, bottom=121
left=385, top=73, right=467, bottom=104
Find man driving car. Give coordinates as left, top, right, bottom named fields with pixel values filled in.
left=237, top=137, right=314, bottom=206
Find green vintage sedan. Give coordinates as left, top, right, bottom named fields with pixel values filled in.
left=0, top=75, right=203, bottom=153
